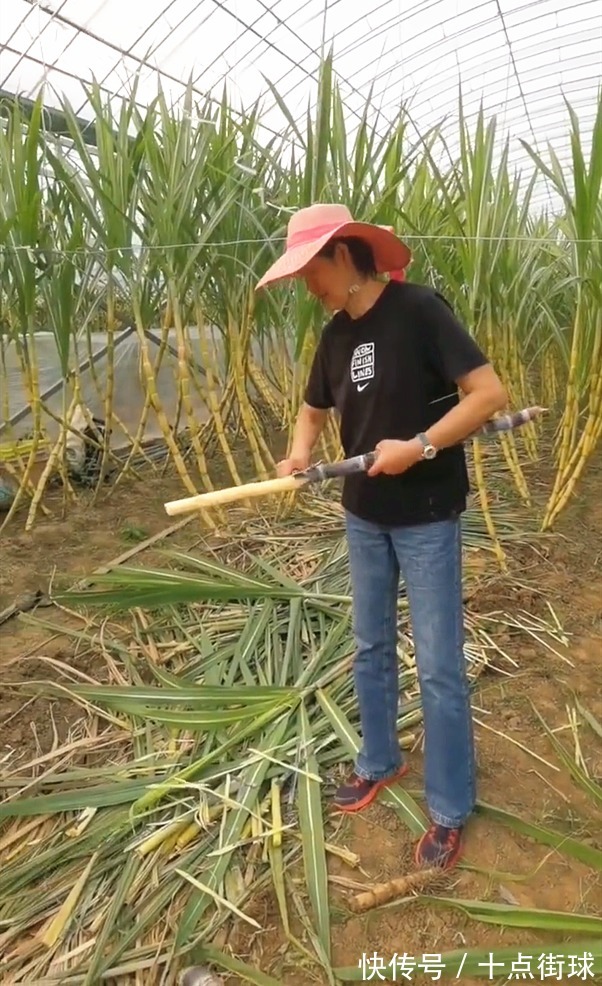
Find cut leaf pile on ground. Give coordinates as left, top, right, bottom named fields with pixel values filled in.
left=1, top=499, right=601, bottom=984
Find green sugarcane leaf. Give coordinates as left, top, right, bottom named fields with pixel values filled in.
left=0, top=778, right=161, bottom=818
left=423, top=895, right=602, bottom=934
left=84, top=700, right=289, bottom=729
left=297, top=701, right=331, bottom=963
left=14, top=679, right=297, bottom=708
left=81, top=854, right=141, bottom=986
left=475, top=801, right=602, bottom=871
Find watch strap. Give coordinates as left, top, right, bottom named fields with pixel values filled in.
left=415, top=432, right=437, bottom=458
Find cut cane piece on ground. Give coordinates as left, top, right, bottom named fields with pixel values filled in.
left=348, top=866, right=445, bottom=912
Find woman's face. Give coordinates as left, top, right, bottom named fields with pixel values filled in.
left=299, top=245, right=355, bottom=312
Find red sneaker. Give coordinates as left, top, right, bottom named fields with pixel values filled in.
left=415, top=823, right=463, bottom=869
left=332, top=764, right=409, bottom=812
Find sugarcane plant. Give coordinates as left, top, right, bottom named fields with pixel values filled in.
left=0, top=59, right=600, bottom=536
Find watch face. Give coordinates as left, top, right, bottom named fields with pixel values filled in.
left=423, top=445, right=437, bottom=459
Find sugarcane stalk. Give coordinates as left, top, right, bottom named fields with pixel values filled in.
left=483, top=321, right=533, bottom=499
left=23, top=389, right=81, bottom=528
left=499, top=431, right=532, bottom=505
left=74, top=325, right=150, bottom=472
left=0, top=334, right=10, bottom=426
left=270, top=779, right=283, bottom=850
left=170, top=285, right=213, bottom=485
left=542, top=309, right=601, bottom=528
left=506, top=324, right=538, bottom=463
left=268, top=343, right=294, bottom=428
left=242, top=292, right=279, bottom=472
left=543, top=346, right=559, bottom=409
left=195, top=302, right=242, bottom=487
left=179, top=329, right=225, bottom=460
left=470, top=436, right=507, bottom=570
left=90, top=273, right=116, bottom=496
left=113, top=319, right=171, bottom=485
left=176, top=820, right=204, bottom=851
left=244, top=394, right=278, bottom=473
left=554, top=303, right=584, bottom=464
left=228, top=307, right=270, bottom=479
left=129, top=304, right=197, bottom=495
left=348, top=867, right=442, bottom=912
left=247, top=356, right=284, bottom=421
left=542, top=370, right=602, bottom=529
left=0, top=320, right=45, bottom=529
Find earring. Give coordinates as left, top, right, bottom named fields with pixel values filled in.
left=348, top=282, right=361, bottom=294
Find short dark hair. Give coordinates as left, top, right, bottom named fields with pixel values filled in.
left=317, top=236, right=377, bottom=276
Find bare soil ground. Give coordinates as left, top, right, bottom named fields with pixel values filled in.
left=1, top=452, right=601, bottom=985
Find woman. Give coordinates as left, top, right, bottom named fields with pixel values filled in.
left=256, top=204, right=507, bottom=869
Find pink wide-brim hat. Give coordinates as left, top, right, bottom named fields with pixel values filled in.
left=255, top=203, right=411, bottom=290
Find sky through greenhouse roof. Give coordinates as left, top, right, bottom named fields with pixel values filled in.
left=1, top=0, right=601, bottom=212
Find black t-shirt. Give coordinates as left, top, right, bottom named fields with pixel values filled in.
left=303, top=280, right=489, bottom=526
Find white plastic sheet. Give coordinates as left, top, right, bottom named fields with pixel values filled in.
left=0, top=327, right=223, bottom=448
left=1, top=1, right=600, bottom=211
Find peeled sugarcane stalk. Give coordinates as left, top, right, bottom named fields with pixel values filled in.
left=164, top=406, right=546, bottom=517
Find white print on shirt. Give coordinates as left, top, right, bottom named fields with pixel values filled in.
left=350, top=342, right=374, bottom=392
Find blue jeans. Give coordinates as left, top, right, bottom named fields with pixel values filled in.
left=345, top=509, right=476, bottom=828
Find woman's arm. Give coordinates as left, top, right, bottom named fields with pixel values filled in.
left=423, top=364, right=507, bottom=449
left=290, top=403, right=329, bottom=459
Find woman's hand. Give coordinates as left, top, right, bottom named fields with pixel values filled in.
left=276, top=452, right=311, bottom=477
left=367, top=438, right=423, bottom=476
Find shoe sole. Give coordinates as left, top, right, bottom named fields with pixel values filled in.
left=414, top=833, right=462, bottom=870
left=332, top=764, right=409, bottom=813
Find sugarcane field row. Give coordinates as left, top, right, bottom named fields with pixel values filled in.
left=0, top=61, right=601, bottom=986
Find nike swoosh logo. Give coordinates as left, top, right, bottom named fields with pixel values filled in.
left=357, top=382, right=370, bottom=392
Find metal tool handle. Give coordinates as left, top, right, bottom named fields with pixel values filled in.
left=298, top=407, right=546, bottom=483
left=299, top=451, right=377, bottom=482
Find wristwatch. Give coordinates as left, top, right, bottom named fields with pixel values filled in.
left=415, top=432, right=437, bottom=459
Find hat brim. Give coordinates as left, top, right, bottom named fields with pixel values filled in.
left=255, top=220, right=411, bottom=290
